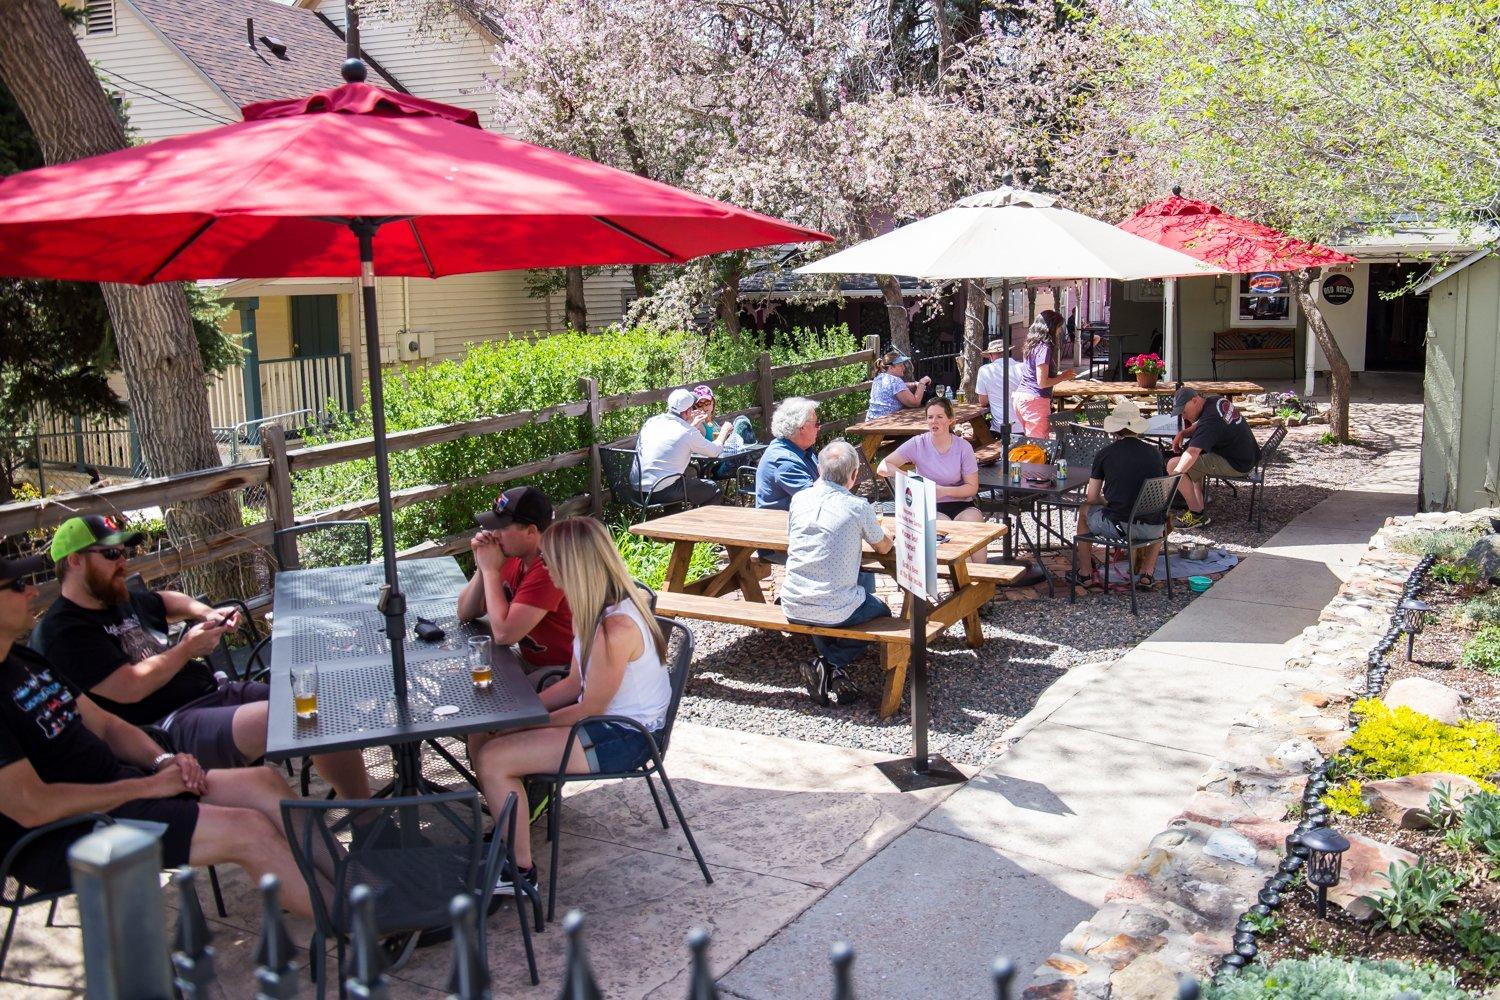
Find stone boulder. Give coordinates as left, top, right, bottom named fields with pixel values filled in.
left=1463, top=533, right=1500, bottom=582
left=1383, top=676, right=1466, bottom=724
left=1327, top=833, right=1418, bottom=921
left=1360, top=773, right=1485, bottom=829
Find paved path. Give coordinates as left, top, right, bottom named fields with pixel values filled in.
left=720, top=434, right=1419, bottom=998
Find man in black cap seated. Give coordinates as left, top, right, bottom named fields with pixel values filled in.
left=0, top=538, right=319, bottom=914
left=1168, top=387, right=1261, bottom=529
left=34, top=515, right=371, bottom=799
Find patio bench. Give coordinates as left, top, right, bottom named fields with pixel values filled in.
left=653, top=590, right=945, bottom=719
left=1212, top=330, right=1295, bottom=379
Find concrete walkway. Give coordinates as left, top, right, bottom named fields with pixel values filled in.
left=720, top=434, right=1419, bottom=998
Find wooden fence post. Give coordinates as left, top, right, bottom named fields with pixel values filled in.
left=260, top=424, right=298, bottom=570
left=865, top=334, right=881, bottom=376
left=756, top=352, right=775, bottom=438
left=580, top=377, right=603, bottom=516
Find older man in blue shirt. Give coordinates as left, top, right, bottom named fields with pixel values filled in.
left=755, top=397, right=821, bottom=511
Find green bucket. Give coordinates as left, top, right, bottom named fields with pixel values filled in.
left=1188, top=575, right=1213, bottom=593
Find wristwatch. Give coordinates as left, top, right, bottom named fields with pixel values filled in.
left=150, top=752, right=175, bottom=772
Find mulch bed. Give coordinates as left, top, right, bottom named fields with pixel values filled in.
left=1391, top=576, right=1500, bottom=725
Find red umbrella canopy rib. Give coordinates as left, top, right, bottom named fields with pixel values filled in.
left=0, top=82, right=829, bottom=284
left=1118, top=195, right=1355, bottom=273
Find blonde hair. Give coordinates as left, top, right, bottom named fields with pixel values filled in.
left=539, top=517, right=666, bottom=674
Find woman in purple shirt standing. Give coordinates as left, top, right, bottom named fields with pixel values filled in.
left=1012, top=310, right=1076, bottom=438
left=876, top=398, right=988, bottom=562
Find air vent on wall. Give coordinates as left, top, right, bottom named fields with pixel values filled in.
left=85, top=0, right=115, bottom=35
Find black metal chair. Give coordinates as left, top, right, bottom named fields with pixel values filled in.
left=529, top=618, right=709, bottom=921
left=205, top=597, right=268, bottom=682
left=281, top=789, right=539, bottom=997
left=0, top=814, right=114, bottom=977
left=1058, top=425, right=1112, bottom=468
left=273, top=520, right=374, bottom=571
left=852, top=450, right=896, bottom=516
left=1070, top=474, right=1181, bottom=616
left=735, top=463, right=759, bottom=507
left=600, top=444, right=693, bottom=520
left=1206, top=424, right=1287, bottom=531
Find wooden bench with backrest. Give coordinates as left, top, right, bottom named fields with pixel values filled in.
left=1212, top=330, right=1295, bottom=379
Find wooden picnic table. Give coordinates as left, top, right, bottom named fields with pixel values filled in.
left=630, top=506, right=1009, bottom=717
left=1050, top=379, right=1264, bottom=401
left=847, top=402, right=995, bottom=461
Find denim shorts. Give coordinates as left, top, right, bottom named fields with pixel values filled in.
left=578, top=720, right=659, bottom=773
left=1086, top=506, right=1166, bottom=543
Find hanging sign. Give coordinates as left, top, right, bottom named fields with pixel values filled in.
left=893, top=471, right=938, bottom=601
left=1322, top=274, right=1355, bottom=305
left=1248, top=273, right=1284, bottom=296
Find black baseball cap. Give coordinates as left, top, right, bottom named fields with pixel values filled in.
left=1171, top=386, right=1201, bottom=418
left=475, top=486, right=554, bottom=531
left=0, top=536, right=52, bottom=586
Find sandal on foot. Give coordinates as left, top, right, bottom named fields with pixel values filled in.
left=1137, top=574, right=1156, bottom=591
left=1063, top=570, right=1100, bottom=590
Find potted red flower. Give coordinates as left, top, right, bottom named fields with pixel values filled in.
left=1127, top=353, right=1165, bottom=389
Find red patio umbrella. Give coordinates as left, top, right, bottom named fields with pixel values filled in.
left=1117, top=190, right=1356, bottom=382
left=0, top=62, right=829, bottom=749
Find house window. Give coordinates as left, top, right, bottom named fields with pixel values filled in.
left=1237, top=273, right=1293, bottom=325
left=84, top=0, right=115, bottom=35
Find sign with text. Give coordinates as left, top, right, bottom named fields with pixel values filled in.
left=894, top=471, right=938, bottom=601
left=1247, top=272, right=1284, bottom=296
left=1322, top=273, right=1355, bottom=305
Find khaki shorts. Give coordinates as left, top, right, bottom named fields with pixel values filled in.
left=1185, top=451, right=1251, bottom=482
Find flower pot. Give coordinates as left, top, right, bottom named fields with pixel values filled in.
left=1134, top=371, right=1160, bottom=389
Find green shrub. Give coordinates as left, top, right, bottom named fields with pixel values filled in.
left=1321, top=780, right=1369, bottom=817
left=611, top=519, right=719, bottom=590
left=1203, top=955, right=1468, bottom=999
left=1444, top=789, right=1500, bottom=875
left=1392, top=527, right=1484, bottom=561
left=1361, top=859, right=1461, bottom=935
left=1452, top=589, right=1500, bottom=630
left=1344, top=698, right=1500, bottom=791
left=1461, top=624, right=1500, bottom=675
left=1430, top=560, right=1482, bottom=587
left=1454, top=908, right=1500, bottom=975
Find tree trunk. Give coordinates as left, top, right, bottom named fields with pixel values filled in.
left=631, top=264, right=651, bottom=301
left=1291, top=270, right=1350, bottom=442
left=717, top=259, right=743, bottom=336
left=0, top=0, right=251, bottom=599
left=875, top=275, right=911, bottom=354
left=960, top=280, right=985, bottom=395
left=564, top=266, right=587, bottom=331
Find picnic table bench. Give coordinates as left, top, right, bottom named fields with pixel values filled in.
left=631, top=507, right=1015, bottom=718
left=1212, top=330, right=1295, bottom=379
left=848, top=402, right=995, bottom=462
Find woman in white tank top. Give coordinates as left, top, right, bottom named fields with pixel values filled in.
left=471, top=517, right=670, bottom=889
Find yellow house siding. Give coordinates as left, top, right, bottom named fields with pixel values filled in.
left=73, top=0, right=238, bottom=141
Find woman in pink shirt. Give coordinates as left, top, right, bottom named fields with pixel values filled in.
left=876, top=399, right=986, bottom=561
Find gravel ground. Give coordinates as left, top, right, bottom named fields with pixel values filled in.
left=677, top=397, right=1423, bottom=766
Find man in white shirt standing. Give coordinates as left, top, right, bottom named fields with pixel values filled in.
left=974, top=338, right=1024, bottom=435
left=635, top=388, right=733, bottom=507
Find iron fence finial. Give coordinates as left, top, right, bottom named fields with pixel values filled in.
left=445, top=894, right=490, bottom=1000
left=171, top=867, right=217, bottom=998
left=254, top=873, right=299, bottom=999
left=830, top=941, right=855, bottom=1000
left=1177, top=975, right=1202, bottom=999
left=991, top=956, right=1016, bottom=999
left=559, top=910, right=603, bottom=1000
left=686, top=927, right=718, bottom=999
left=345, top=885, right=390, bottom=999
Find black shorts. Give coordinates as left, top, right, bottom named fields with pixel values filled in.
left=936, top=500, right=978, bottom=519
left=162, top=680, right=269, bottom=769
left=5, top=770, right=199, bottom=894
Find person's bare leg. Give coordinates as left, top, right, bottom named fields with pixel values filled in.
left=1134, top=539, right=1164, bottom=578
left=188, top=801, right=313, bottom=918
left=1076, top=538, right=1095, bottom=576
left=954, top=506, right=987, bottom=563
left=230, top=700, right=269, bottom=761
left=472, top=727, right=592, bottom=869
left=1175, top=472, right=1206, bottom=513
left=311, top=749, right=371, bottom=799
left=203, top=765, right=338, bottom=881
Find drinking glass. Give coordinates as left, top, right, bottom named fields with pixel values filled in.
left=291, top=665, right=319, bottom=720
left=468, top=636, right=493, bottom=690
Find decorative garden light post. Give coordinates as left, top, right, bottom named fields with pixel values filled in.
left=1300, top=827, right=1351, bottom=919
left=1399, top=598, right=1432, bottom=660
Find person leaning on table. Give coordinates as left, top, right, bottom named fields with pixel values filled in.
left=0, top=538, right=325, bottom=917
left=780, top=441, right=895, bottom=708
left=865, top=350, right=933, bottom=420
left=634, top=388, right=731, bottom=507
left=1167, top=387, right=1260, bottom=530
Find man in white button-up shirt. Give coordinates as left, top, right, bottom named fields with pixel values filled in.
left=635, top=388, right=733, bottom=507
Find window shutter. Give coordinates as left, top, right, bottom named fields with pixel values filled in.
left=85, top=0, right=115, bottom=35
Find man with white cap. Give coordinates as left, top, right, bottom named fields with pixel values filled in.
left=635, top=387, right=733, bottom=507
left=973, top=337, right=1024, bottom=435
left=1069, top=400, right=1169, bottom=591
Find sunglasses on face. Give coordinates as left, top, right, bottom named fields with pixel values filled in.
left=86, top=546, right=132, bottom=561
left=1, top=578, right=29, bottom=594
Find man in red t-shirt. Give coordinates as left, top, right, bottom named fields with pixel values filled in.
left=457, top=487, right=574, bottom=676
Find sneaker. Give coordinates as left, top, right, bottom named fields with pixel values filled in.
left=826, top=667, right=861, bottom=707
left=799, top=657, right=830, bottom=705
left=1177, top=510, right=1212, bottom=529
left=493, top=863, right=538, bottom=898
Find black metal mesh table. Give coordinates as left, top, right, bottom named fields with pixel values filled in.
left=265, top=558, right=549, bottom=764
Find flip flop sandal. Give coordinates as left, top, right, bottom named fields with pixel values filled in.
left=1137, top=574, right=1156, bottom=591
left=1063, top=570, right=1101, bottom=591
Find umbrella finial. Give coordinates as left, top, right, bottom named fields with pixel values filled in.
left=1171, top=185, right=1182, bottom=197
left=342, top=58, right=368, bottom=84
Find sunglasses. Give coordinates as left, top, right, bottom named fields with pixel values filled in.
left=85, top=546, right=132, bottom=561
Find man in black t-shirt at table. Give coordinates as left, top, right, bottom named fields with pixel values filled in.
left=1168, top=388, right=1261, bottom=529
left=0, top=539, right=317, bottom=911
left=34, top=516, right=370, bottom=798
left=1069, top=401, right=1170, bottom=590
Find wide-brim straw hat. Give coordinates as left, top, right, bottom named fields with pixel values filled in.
left=981, top=338, right=1007, bottom=356
left=1102, top=399, right=1150, bottom=435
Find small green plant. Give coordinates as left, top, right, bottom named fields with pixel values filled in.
left=1344, top=698, right=1500, bottom=791
left=1242, top=910, right=1283, bottom=935
left=1317, top=430, right=1339, bottom=445
left=1274, top=406, right=1301, bottom=420
left=611, top=519, right=718, bottom=590
left=1362, top=859, right=1462, bottom=935
left=1426, top=782, right=1465, bottom=831
left=1453, top=908, right=1500, bottom=975
left=1202, top=955, right=1469, bottom=998
left=1284, top=800, right=1304, bottom=819
left=1392, top=526, right=1484, bottom=561
left=1461, top=624, right=1500, bottom=674
left=1321, top=780, right=1369, bottom=816
left=1430, top=560, right=1482, bottom=587
left=1452, top=588, right=1500, bottom=630
left=1448, top=790, right=1500, bottom=876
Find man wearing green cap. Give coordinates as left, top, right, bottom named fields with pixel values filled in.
left=34, top=516, right=370, bottom=798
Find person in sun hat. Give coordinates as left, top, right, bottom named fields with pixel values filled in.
left=865, top=349, right=932, bottom=420
left=634, top=387, right=732, bottom=507
left=973, top=337, right=1025, bottom=435
left=33, top=516, right=373, bottom=798
left=457, top=485, right=574, bottom=675
left=0, top=534, right=321, bottom=914
left=1167, top=387, right=1260, bottom=529
left=1068, top=400, right=1170, bottom=592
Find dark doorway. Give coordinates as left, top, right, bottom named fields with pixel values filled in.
left=1364, top=264, right=1428, bottom=371
left=290, top=295, right=340, bottom=357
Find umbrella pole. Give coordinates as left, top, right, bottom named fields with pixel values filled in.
left=351, top=220, right=410, bottom=723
